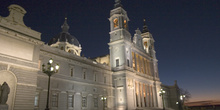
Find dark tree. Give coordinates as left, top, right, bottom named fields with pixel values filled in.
left=179, top=88, right=191, bottom=102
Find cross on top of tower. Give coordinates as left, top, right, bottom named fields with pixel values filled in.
left=114, top=0, right=123, bottom=8
left=61, top=17, right=69, bottom=33
left=142, top=19, right=149, bottom=33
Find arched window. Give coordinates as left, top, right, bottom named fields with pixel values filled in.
left=124, top=20, right=127, bottom=28
left=113, top=18, right=119, bottom=28
left=144, top=42, right=148, bottom=49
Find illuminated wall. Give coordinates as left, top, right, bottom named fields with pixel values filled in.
left=0, top=4, right=42, bottom=110
left=132, top=52, right=152, bottom=76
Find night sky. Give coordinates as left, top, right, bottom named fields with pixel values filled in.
left=1, top=0, right=220, bottom=102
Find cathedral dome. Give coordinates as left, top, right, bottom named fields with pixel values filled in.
left=48, top=18, right=82, bottom=56
left=48, top=32, right=80, bottom=47
left=48, top=18, right=80, bottom=47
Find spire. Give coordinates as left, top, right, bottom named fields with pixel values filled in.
left=142, top=19, right=149, bottom=33
left=114, top=0, right=123, bottom=8
left=61, top=17, right=69, bottom=33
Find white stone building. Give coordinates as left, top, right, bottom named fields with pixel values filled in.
left=0, top=1, right=180, bottom=110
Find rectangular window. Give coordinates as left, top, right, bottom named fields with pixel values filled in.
left=69, top=65, right=74, bottom=77
left=70, top=68, right=74, bottom=77
left=52, top=93, right=58, bottom=107
left=94, top=97, right=98, bottom=107
left=116, top=59, right=119, bottom=67
left=82, top=97, right=87, bottom=107
left=83, top=69, right=86, bottom=79
left=34, top=91, right=40, bottom=107
left=68, top=95, right=74, bottom=107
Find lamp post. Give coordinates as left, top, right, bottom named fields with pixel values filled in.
left=42, top=58, right=59, bottom=110
left=101, top=96, right=107, bottom=110
left=159, top=88, right=166, bottom=110
left=180, top=95, right=186, bottom=110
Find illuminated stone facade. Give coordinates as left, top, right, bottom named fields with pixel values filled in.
left=0, top=2, right=180, bottom=110
left=107, top=3, right=162, bottom=110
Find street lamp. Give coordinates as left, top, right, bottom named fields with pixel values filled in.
left=159, top=88, right=166, bottom=110
left=100, top=96, right=107, bottom=110
left=42, top=58, right=59, bottom=110
left=180, top=95, right=185, bottom=101
left=180, top=95, right=186, bottom=110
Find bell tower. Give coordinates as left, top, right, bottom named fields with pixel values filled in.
left=141, top=19, right=159, bottom=78
left=108, top=0, right=132, bottom=70
left=108, top=0, right=134, bottom=109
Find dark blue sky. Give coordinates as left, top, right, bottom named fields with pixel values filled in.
left=1, top=0, right=220, bottom=101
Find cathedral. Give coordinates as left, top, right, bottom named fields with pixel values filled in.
left=0, top=1, right=181, bottom=110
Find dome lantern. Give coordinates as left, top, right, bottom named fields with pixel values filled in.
left=48, top=18, right=82, bottom=56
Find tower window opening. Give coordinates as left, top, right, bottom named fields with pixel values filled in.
left=124, top=20, right=127, bottom=28
left=113, top=18, right=119, bottom=28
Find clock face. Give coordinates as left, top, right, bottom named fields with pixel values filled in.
left=113, top=18, right=119, bottom=28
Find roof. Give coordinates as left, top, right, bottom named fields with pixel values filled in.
left=48, top=18, right=80, bottom=47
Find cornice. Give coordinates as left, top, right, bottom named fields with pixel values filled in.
left=40, top=45, right=111, bottom=72
left=38, top=73, right=114, bottom=89
left=0, top=53, right=39, bottom=71
left=0, top=16, right=41, bottom=40
left=0, top=26, right=44, bottom=45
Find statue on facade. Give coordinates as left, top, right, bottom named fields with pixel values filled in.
left=0, top=82, right=10, bottom=104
